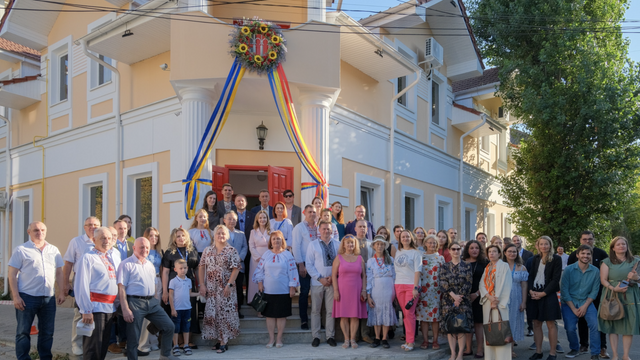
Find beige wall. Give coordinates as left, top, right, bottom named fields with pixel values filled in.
left=128, top=51, right=174, bottom=111
left=48, top=0, right=104, bottom=45
left=337, top=61, right=389, bottom=125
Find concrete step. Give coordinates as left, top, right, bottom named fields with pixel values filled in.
left=194, top=327, right=326, bottom=346
left=240, top=304, right=309, bottom=317
left=239, top=315, right=303, bottom=329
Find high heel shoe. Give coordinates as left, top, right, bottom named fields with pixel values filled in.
left=342, top=340, right=350, bottom=349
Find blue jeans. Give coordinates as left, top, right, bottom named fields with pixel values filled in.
left=299, top=272, right=311, bottom=324
left=15, top=293, right=56, bottom=360
left=172, top=309, right=191, bottom=333
left=562, top=303, right=600, bottom=356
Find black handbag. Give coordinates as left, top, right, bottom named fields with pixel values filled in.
left=444, top=311, right=472, bottom=334
left=483, top=308, right=513, bottom=346
left=250, top=291, right=267, bottom=313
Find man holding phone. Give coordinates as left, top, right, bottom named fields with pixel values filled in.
left=560, top=245, right=601, bottom=360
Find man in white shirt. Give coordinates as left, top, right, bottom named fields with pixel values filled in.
left=62, top=216, right=101, bottom=355
left=118, top=238, right=176, bottom=360
left=306, top=220, right=339, bottom=347
left=110, top=219, right=133, bottom=354
left=76, top=227, right=121, bottom=360
left=283, top=189, right=302, bottom=226
left=557, top=246, right=569, bottom=270
left=292, top=205, right=319, bottom=330
left=8, top=221, right=65, bottom=360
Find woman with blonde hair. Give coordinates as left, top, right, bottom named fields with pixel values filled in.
left=248, top=210, right=271, bottom=306
left=527, top=236, right=562, bottom=360
left=270, top=202, right=293, bottom=244
left=394, top=230, right=422, bottom=351
left=332, top=234, right=368, bottom=348
left=490, top=235, right=504, bottom=249
left=413, top=227, right=428, bottom=251
left=253, top=230, right=299, bottom=348
left=189, top=208, right=213, bottom=256
left=161, top=227, right=200, bottom=345
left=598, top=236, right=640, bottom=360
left=331, top=201, right=346, bottom=240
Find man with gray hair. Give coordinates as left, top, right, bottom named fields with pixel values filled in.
left=76, top=227, right=120, bottom=360
left=63, top=216, right=101, bottom=355
left=8, top=222, right=65, bottom=360
left=118, top=237, right=176, bottom=360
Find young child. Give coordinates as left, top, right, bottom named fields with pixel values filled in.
left=169, top=259, right=197, bottom=356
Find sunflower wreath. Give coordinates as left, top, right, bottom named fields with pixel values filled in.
left=230, top=18, right=287, bottom=74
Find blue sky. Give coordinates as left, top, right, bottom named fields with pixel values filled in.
left=342, top=0, right=640, bottom=64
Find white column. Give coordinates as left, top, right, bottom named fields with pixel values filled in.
left=307, top=0, right=326, bottom=22
left=180, top=87, right=215, bottom=203
left=299, top=93, right=332, bottom=207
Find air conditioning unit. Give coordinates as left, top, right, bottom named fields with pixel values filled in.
left=424, top=38, right=444, bottom=68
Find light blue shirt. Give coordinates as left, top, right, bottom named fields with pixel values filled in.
left=560, top=262, right=600, bottom=308
left=169, top=276, right=192, bottom=311
left=147, top=250, right=162, bottom=274
left=237, top=210, right=247, bottom=232
left=115, top=239, right=129, bottom=261
left=227, top=228, right=247, bottom=273
left=8, top=240, right=64, bottom=297
left=117, top=255, right=156, bottom=297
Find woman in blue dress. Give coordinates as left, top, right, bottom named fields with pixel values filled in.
left=503, top=243, right=528, bottom=357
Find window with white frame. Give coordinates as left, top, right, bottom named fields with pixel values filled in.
left=360, top=187, right=373, bottom=223
left=465, top=210, right=472, bottom=241
left=123, top=163, right=158, bottom=239
left=397, top=76, right=407, bottom=106
left=58, top=53, right=69, bottom=102
left=12, top=189, right=32, bottom=248
left=503, top=213, right=512, bottom=237
left=404, top=197, right=415, bottom=230
left=78, top=173, right=108, bottom=235
left=481, top=135, right=491, bottom=153
left=463, top=202, right=477, bottom=241
left=431, top=81, right=440, bottom=125
left=355, top=173, right=385, bottom=228
left=401, top=185, right=424, bottom=231
left=96, top=54, right=112, bottom=88
left=435, top=195, right=453, bottom=232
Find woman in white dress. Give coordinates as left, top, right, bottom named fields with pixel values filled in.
left=248, top=210, right=271, bottom=305
left=479, top=244, right=512, bottom=360
left=269, top=202, right=293, bottom=247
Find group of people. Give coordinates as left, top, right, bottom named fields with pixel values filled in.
left=8, top=182, right=640, bottom=360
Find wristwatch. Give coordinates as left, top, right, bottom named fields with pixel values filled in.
left=227, top=283, right=234, bottom=288
left=317, top=276, right=323, bottom=282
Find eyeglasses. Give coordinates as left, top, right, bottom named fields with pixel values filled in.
left=283, top=194, right=293, bottom=198
left=450, top=248, right=461, bottom=251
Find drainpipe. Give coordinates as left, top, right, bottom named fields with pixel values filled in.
left=459, top=114, right=486, bottom=241
left=80, top=40, right=121, bottom=220
left=1, top=114, right=11, bottom=296
left=389, top=70, right=421, bottom=227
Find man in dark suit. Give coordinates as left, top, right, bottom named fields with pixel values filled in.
left=251, top=189, right=273, bottom=219
left=283, top=189, right=302, bottom=226
left=345, top=205, right=374, bottom=240
left=567, top=231, right=609, bottom=359
left=217, top=183, right=236, bottom=222
left=235, top=194, right=255, bottom=300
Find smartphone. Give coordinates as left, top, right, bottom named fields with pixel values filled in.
left=620, top=280, right=629, bottom=289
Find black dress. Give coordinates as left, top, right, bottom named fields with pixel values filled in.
left=162, top=247, right=201, bottom=333
left=526, top=254, right=562, bottom=321
left=469, top=259, right=488, bottom=324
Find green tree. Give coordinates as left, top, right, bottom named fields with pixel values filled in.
left=468, top=0, right=640, bottom=249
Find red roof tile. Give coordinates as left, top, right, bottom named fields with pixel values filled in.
left=0, top=0, right=41, bottom=61
left=452, top=67, right=500, bottom=93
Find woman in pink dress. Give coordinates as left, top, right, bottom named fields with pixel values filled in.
left=332, top=234, right=368, bottom=349
left=248, top=210, right=271, bottom=306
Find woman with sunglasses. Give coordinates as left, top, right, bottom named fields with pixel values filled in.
left=440, top=242, right=473, bottom=360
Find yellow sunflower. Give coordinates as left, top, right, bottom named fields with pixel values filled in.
left=238, top=43, right=248, bottom=53
left=271, top=35, right=281, bottom=44
left=254, top=55, right=263, bottom=64
left=241, top=26, right=250, bottom=35
left=268, top=51, right=277, bottom=60
left=260, top=24, right=269, bottom=33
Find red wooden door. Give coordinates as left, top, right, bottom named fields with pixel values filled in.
left=211, top=165, right=230, bottom=200
left=268, top=166, right=292, bottom=205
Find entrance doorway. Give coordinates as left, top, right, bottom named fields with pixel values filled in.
left=211, top=165, right=293, bottom=208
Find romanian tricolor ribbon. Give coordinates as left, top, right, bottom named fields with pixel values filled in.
left=183, top=59, right=328, bottom=219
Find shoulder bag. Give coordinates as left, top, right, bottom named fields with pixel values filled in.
left=484, top=308, right=513, bottom=346
left=599, top=287, right=624, bottom=321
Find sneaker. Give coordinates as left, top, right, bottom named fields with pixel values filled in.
left=529, top=343, right=537, bottom=350
left=526, top=329, right=534, bottom=337
left=599, top=349, right=610, bottom=359
left=72, top=344, right=83, bottom=356
left=311, top=338, right=320, bottom=347
left=556, top=344, right=564, bottom=353
left=565, top=349, right=579, bottom=358
left=370, top=339, right=380, bottom=348
left=528, top=353, right=543, bottom=360
left=580, top=346, right=589, bottom=354
left=327, top=338, right=337, bottom=347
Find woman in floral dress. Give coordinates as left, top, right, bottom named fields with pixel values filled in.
left=198, top=224, right=241, bottom=353
left=417, top=235, right=445, bottom=350
left=440, top=242, right=473, bottom=360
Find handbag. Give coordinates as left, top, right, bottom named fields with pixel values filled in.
left=250, top=291, right=268, bottom=313
left=627, top=261, right=639, bottom=286
left=483, top=308, right=513, bottom=346
left=445, top=311, right=472, bottom=334
left=599, top=287, right=624, bottom=321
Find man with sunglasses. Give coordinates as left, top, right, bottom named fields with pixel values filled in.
left=283, top=189, right=301, bottom=226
